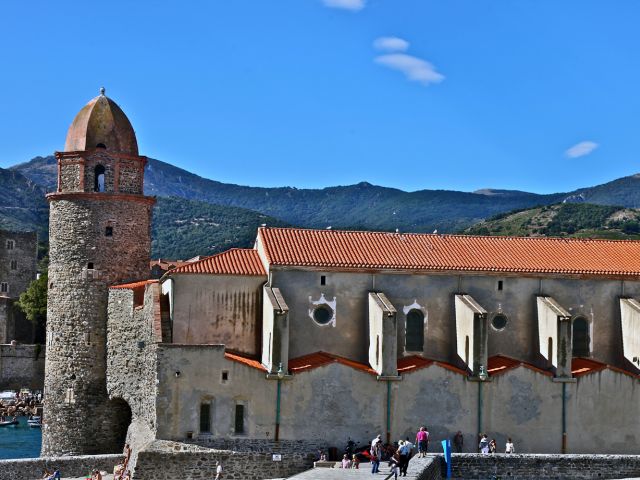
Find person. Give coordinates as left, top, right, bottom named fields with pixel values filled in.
left=351, top=453, right=360, bottom=469
left=370, top=440, right=381, bottom=474
left=453, top=431, right=464, bottom=453
left=386, top=458, right=400, bottom=479
left=40, top=469, right=51, bottom=480
left=415, top=426, right=429, bottom=457
left=319, top=450, right=327, bottom=461
left=92, top=470, right=103, bottom=480
left=489, top=438, right=497, bottom=454
left=372, top=434, right=382, bottom=448
left=479, top=434, right=489, bottom=454
left=52, top=468, right=61, bottom=480
left=505, top=438, right=515, bottom=454
left=398, top=439, right=411, bottom=477
left=341, top=454, right=352, bottom=469
left=215, top=461, right=223, bottom=479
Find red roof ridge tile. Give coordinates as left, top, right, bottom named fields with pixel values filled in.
left=224, top=350, right=266, bottom=372
left=110, top=279, right=158, bottom=289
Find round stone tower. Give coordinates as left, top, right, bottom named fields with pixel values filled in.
left=41, top=89, right=155, bottom=456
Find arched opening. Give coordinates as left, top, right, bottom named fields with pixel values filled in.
left=405, top=309, right=425, bottom=351
left=572, top=317, right=590, bottom=357
left=108, top=398, right=132, bottom=453
left=94, top=164, right=106, bottom=192
left=96, top=143, right=107, bottom=149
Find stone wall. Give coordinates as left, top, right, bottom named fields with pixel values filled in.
left=450, top=453, right=640, bottom=479
left=107, top=282, right=161, bottom=464
left=0, top=344, right=45, bottom=390
left=133, top=440, right=315, bottom=480
left=0, top=229, right=38, bottom=302
left=0, top=454, right=122, bottom=480
left=43, top=193, right=153, bottom=456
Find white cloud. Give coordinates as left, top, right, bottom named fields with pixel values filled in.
left=373, top=37, right=410, bottom=52
left=322, top=0, right=365, bottom=11
left=565, top=141, right=598, bottom=158
left=374, top=54, right=445, bottom=86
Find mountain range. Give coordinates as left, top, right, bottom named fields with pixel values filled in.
left=4, top=154, right=640, bottom=258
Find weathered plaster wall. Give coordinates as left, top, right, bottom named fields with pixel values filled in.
left=0, top=344, right=44, bottom=390
left=568, top=369, right=640, bottom=453
left=169, top=274, right=263, bottom=355
left=155, top=345, right=276, bottom=441
left=151, top=347, right=640, bottom=454
left=271, top=269, right=637, bottom=371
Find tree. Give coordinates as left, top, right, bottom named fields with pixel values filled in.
left=17, top=271, right=47, bottom=326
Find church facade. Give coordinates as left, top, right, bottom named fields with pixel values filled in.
left=44, top=93, right=640, bottom=467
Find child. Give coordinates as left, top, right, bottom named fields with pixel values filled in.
left=351, top=453, right=360, bottom=469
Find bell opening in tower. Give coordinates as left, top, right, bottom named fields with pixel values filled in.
left=94, top=165, right=106, bottom=192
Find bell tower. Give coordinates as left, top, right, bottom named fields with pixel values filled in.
left=42, top=88, right=155, bottom=455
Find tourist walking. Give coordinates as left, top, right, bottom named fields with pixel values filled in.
left=341, top=454, right=352, bottom=468
left=453, top=431, right=464, bottom=453
left=505, top=438, right=515, bottom=454
left=398, top=439, right=411, bottom=476
left=415, top=426, right=429, bottom=457
left=215, top=461, right=223, bottom=479
left=489, top=438, right=497, bottom=454
left=479, top=434, right=489, bottom=454
left=370, top=439, right=382, bottom=474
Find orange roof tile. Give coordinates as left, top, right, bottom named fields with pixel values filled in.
left=168, top=249, right=266, bottom=276
left=397, top=356, right=434, bottom=373
left=224, top=351, right=267, bottom=372
left=569, top=357, right=640, bottom=379
left=110, top=279, right=158, bottom=289
left=488, top=355, right=553, bottom=377
left=258, top=227, right=640, bottom=278
left=288, top=352, right=377, bottom=375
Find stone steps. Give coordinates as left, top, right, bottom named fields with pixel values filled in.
left=287, top=455, right=439, bottom=479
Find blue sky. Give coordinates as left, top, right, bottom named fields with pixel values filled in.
left=1, top=1, right=639, bottom=193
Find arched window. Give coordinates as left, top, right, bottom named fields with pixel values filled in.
left=94, top=164, right=106, bottom=192
left=406, top=309, right=425, bottom=352
left=96, top=143, right=106, bottom=149
left=573, top=317, right=590, bottom=357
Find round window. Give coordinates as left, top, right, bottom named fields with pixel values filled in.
left=491, top=314, right=508, bottom=331
left=312, top=305, right=333, bottom=325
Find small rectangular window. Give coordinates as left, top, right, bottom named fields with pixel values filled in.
left=497, top=280, right=503, bottom=291
left=105, top=226, right=113, bottom=237
left=222, top=371, right=229, bottom=382
left=200, top=403, right=211, bottom=433
left=87, top=262, right=94, bottom=270
left=0, top=283, right=8, bottom=293
left=10, top=260, right=17, bottom=270
left=320, top=275, right=326, bottom=286
left=6, top=240, right=14, bottom=250
left=234, top=404, right=245, bottom=434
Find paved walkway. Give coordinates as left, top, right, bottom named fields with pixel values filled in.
left=287, top=455, right=437, bottom=479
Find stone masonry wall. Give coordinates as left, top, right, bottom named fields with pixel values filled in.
left=43, top=194, right=152, bottom=456
left=107, top=283, right=160, bottom=465
left=0, top=454, right=122, bottom=480
left=0, top=229, right=38, bottom=301
left=450, top=453, right=640, bottom=479
left=0, top=344, right=45, bottom=390
left=133, top=440, right=315, bottom=480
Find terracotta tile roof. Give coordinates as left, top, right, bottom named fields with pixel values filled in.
left=488, top=355, right=553, bottom=377
left=570, top=357, right=639, bottom=379
left=258, top=227, right=640, bottom=278
left=288, top=352, right=376, bottom=375
left=168, top=249, right=266, bottom=276
left=110, top=279, right=158, bottom=289
left=224, top=351, right=267, bottom=372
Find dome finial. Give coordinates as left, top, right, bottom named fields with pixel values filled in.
left=100, top=87, right=106, bottom=96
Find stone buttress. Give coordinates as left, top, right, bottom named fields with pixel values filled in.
left=41, top=89, right=155, bottom=456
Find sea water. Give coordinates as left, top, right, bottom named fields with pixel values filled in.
left=0, top=416, right=41, bottom=459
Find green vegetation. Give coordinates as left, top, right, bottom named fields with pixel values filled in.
left=16, top=271, right=47, bottom=326
left=151, top=196, right=289, bottom=259
left=464, top=203, right=640, bottom=239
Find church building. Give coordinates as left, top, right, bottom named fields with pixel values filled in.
left=44, top=92, right=640, bottom=471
